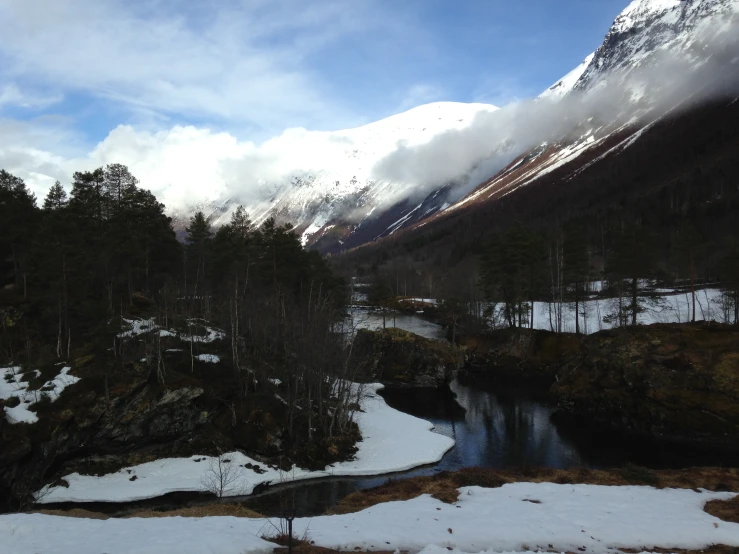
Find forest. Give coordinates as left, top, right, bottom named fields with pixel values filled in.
left=339, top=97, right=739, bottom=337
left=0, top=165, right=364, bottom=475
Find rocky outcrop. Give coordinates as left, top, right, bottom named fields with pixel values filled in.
left=351, top=328, right=464, bottom=388
left=459, top=329, right=581, bottom=390
left=0, top=356, right=287, bottom=511
left=0, top=377, right=212, bottom=510
left=552, top=323, right=739, bottom=449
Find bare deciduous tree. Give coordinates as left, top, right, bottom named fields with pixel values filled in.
left=200, top=454, right=249, bottom=498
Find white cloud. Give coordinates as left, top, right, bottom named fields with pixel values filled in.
left=0, top=83, right=63, bottom=110
left=0, top=0, right=394, bottom=133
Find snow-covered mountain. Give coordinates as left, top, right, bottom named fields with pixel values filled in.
left=446, top=0, right=739, bottom=216
left=187, top=0, right=739, bottom=252
left=185, top=102, right=497, bottom=246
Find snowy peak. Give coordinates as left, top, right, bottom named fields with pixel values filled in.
left=540, top=53, right=595, bottom=99
left=576, top=0, right=739, bottom=93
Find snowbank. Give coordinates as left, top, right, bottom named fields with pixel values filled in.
left=7, top=483, right=739, bottom=554
left=37, top=383, right=454, bottom=503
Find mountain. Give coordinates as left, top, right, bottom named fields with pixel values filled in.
left=425, top=0, right=739, bottom=223
left=186, top=0, right=738, bottom=253
left=181, top=102, right=497, bottom=246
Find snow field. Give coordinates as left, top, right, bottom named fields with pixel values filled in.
left=5, top=483, right=739, bottom=554
left=36, top=383, right=454, bottom=503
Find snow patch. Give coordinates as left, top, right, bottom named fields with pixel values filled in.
left=36, top=383, right=454, bottom=503
left=8, top=483, right=739, bottom=554
left=1, top=366, right=79, bottom=424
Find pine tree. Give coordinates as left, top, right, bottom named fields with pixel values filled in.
left=605, top=223, right=656, bottom=327
left=43, top=181, right=68, bottom=211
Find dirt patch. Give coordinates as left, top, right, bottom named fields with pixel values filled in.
left=705, top=495, right=739, bottom=525
left=329, top=466, right=739, bottom=515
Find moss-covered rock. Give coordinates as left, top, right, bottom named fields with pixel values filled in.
left=459, top=328, right=581, bottom=389
left=552, top=323, right=739, bottom=449
left=351, top=328, right=464, bottom=388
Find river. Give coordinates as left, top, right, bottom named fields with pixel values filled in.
left=45, top=314, right=739, bottom=518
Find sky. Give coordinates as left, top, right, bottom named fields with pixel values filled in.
left=0, top=0, right=629, bottom=203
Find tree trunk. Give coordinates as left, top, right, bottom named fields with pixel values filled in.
left=631, top=277, right=638, bottom=327
left=690, top=251, right=696, bottom=322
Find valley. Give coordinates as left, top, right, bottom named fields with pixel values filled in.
left=2, top=0, right=739, bottom=553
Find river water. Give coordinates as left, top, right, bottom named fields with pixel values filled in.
left=239, top=373, right=738, bottom=517
left=47, top=314, right=738, bottom=518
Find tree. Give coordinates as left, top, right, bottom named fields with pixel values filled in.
left=563, top=221, right=591, bottom=334
left=43, top=181, right=68, bottom=211
left=368, top=280, right=394, bottom=329
left=604, top=223, right=656, bottom=327
left=675, top=222, right=705, bottom=322
left=200, top=454, right=248, bottom=498
left=721, top=243, right=739, bottom=325
left=185, top=211, right=213, bottom=301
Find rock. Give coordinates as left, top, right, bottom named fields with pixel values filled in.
left=459, top=328, right=580, bottom=389
left=552, top=323, right=739, bottom=449
left=351, top=328, right=464, bottom=388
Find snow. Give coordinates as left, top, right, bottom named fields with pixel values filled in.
left=490, top=288, right=728, bottom=335
left=8, top=483, right=739, bottom=554
left=117, top=318, right=156, bottom=338
left=180, top=324, right=226, bottom=343
left=539, top=52, right=595, bottom=99
left=36, top=383, right=454, bottom=503
left=195, top=354, right=220, bottom=363
left=400, top=297, right=438, bottom=305
left=1, top=366, right=79, bottom=424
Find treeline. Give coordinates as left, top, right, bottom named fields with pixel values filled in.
left=0, top=165, right=358, bottom=442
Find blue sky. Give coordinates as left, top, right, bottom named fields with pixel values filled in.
left=0, top=0, right=628, bottom=145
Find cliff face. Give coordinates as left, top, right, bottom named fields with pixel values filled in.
left=552, top=323, right=739, bottom=448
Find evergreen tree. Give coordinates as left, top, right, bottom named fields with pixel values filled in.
left=43, top=181, right=68, bottom=211
left=605, top=223, right=656, bottom=327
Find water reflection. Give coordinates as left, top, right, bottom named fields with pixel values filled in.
left=241, top=376, right=739, bottom=517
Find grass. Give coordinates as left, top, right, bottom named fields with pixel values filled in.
left=35, top=503, right=264, bottom=519
left=329, top=466, right=739, bottom=515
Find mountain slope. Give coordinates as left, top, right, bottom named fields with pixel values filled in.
left=187, top=0, right=739, bottom=253
left=439, top=0, right=739, bottom=219
left=187, top=102, right=497, bottom=246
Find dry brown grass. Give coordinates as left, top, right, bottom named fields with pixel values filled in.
left=35, top=503, right=263, bottom=520
left=329, top=466, right=739, bottom=515
left=706, top=495, right=739, bottom=525
left=622, top=544, right=739, bottom=554
left=126, top=504, right=264, bottom=519
left=34, top=508, right=110, bottom=520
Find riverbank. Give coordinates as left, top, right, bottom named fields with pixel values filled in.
left=5, top=466, right=739, bottom=554
left=458, top=322, right=739, bottom=451
left=35, top=383, right=454, bottom=505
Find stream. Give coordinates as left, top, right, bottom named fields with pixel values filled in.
left=43, top=314, right=739, bottom=518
